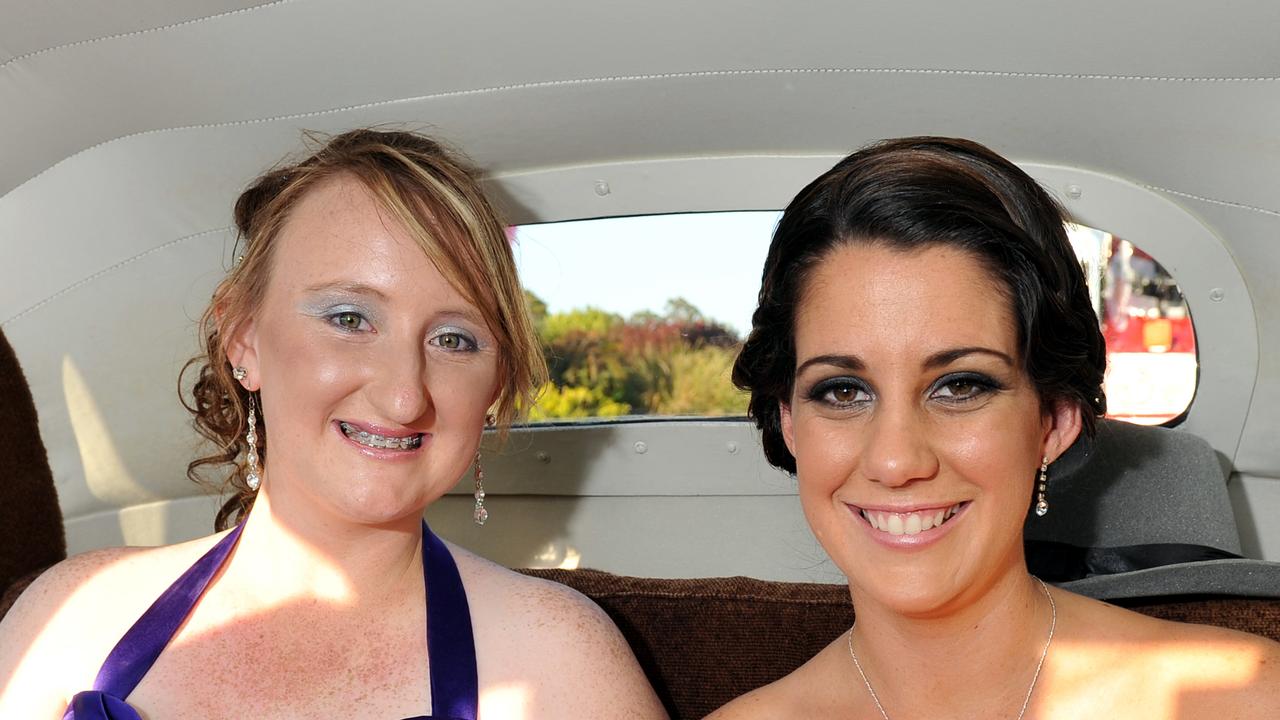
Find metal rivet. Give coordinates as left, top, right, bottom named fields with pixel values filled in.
left=727, top=441, right=739, bottom=454
left=634, top=441, right=648, bottom=454
left=535, top=451, right=550, bottom=464
left=594, top=180, right=611, bottom=197
left=1065, top=184, right=1083, bottom=200
left=1209, top=287, right=1226, bottom=302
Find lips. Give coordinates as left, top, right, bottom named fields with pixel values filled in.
left=856, top=502, right=969, bottom=537
left=338, top=421, right=423, bottom=451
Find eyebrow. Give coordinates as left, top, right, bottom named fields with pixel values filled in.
left=923, top=346, right=1016, bottom=369
left=301, top=281, right=389, bottom=301
left=300, top=280, right=488, bottom=328
left=795, top=354, right=866, bottom=376
left=795, top=346, right=1015, bottom=376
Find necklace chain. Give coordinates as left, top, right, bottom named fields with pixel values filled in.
left=846, top=577, right=1057, bottom=720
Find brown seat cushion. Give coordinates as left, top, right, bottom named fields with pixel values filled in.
left=520, top=568, right=1280, bottom=720
left=0, top=328, right=65, bottom=606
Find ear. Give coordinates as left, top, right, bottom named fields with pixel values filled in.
left=779, top=400, right=797, bottom=457
left=1042, top=398, right=1084, bottom=463
left=223, top=314, right=261, bottom=391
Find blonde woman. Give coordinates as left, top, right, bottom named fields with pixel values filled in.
left=0, top=129, right=666, bottom=720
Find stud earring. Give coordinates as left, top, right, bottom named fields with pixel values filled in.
left=1035, top=456, right=1049, bottom=516
left=245, top=395, right=261, bottom=491
left=232, top=366, right=247, bottom=382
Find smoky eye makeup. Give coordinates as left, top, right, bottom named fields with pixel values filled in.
left=805, top=375, right=873, bottom=407
left=927, top=371, right=1008, bottom=403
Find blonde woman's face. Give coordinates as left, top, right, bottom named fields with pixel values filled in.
left=228, top=175, right=498, bottom=525
left=781, top=244, right=1077, bottom=616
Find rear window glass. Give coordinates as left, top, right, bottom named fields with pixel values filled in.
left=514, top=214, right=1196, bottom=425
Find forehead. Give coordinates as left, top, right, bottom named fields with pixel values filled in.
left=795, top=243, right=1018, bottom=361
left=267, top=175, right=461, bottom=305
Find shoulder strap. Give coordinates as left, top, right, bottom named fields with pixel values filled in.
left=92, top=523, right=245, bottom=698
left=422, top=521, right=478, bottom=720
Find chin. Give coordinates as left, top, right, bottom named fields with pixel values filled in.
left=329, top=481, right=433, bottom=526
left=848, top=569, right=969, bottom=618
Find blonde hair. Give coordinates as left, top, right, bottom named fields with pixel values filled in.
left=182, top=128, right=547, bottom=530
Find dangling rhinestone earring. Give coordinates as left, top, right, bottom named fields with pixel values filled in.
left=232, top=366, right=247, bottom=381
left=245, top=395, right=261, bottom=491
left=472, top=449, right=488, bottom=526
left=472, top=413, right=496, bottom=526
left=1035, top=456, right=1049, bottom=516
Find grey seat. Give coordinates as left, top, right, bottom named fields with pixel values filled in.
left=1024, top=418, right=1280, bottom=599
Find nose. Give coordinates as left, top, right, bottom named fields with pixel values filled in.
left=861, top=401, right=939, bottom=487
left=366, top=338, right=433, bottom=425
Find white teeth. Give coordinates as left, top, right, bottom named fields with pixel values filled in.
left=861, top=503, right=965, bottom=536
left=904, top=514, right=922, bottom=535
left=340, top=422, right=421, bottom=450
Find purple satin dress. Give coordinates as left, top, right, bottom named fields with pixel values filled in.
left=64, top=521, right=479, bottom=720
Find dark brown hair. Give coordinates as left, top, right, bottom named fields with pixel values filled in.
left=732, top=137, right=1107, bottom=473
left=182, top=128, right=547, bottom=530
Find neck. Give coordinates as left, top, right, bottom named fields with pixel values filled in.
left=222, top=489, right=426, bottom=609
left=847, top=565, right=1054, bottom=719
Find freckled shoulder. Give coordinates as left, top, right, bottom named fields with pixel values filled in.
left=447, top=544, right=668, bottom=719
left=0, top=534, right=228, bottom=717
left=446, top=542, right=616, bottom=634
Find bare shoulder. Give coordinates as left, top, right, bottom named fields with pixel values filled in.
left=450, top=544, right=618, bottom=633
left=0, top=535, right=227, bottom=717
left=1, top=543, right=156, bottom=650
left=1137, top=613, right=1280, bottom=712
left=1056, top=591, right=1280, bottom=713
left=707, top=634, right=855, bottom=720
left=450, top=545, right=667, bottom=719
left=705, top=679, right=792, bottom=720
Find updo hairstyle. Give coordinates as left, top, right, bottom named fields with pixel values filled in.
left=732, top=137, right=1107, bottom=474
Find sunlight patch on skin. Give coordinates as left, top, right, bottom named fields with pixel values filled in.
left=62, top=354, right=158, bottom=516
left=1044, top=637, right=1266, bottom=716
left=480, top=681, right=531, bottom=719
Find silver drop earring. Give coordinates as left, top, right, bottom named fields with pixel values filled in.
left=232, top=366, right=247, bottom=381
left=472, top=413, right=496, bottom=525
left=1035, top=456, right=1049, bottom=516
left=245, top=395, right=261, bottom=491
left=472, top=449, right=488, bottom=525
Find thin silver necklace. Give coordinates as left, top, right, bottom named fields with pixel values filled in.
left=846, top=577, right=1057, bottom=720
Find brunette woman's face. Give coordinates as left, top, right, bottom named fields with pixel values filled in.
left=781, top=243, right=1079, bottom=615
left=227, top=175, right=499, bottom=525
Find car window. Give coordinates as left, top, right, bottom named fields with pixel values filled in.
left=514, top=214, right=1196, bottom=425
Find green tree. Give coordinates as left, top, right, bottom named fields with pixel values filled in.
left=529, top=297, right=745, bottom=420
left=528, top=382, right=630, bottom=420
left=655, top=347, right=749, bottom=416
left=663, top=297, right=704, bottom=324
left=524, top=290, right=548, bottom=331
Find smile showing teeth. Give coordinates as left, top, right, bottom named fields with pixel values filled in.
left=859, top=503, right=964, bottom=536
left=339, top=422, right=422, bottom=451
